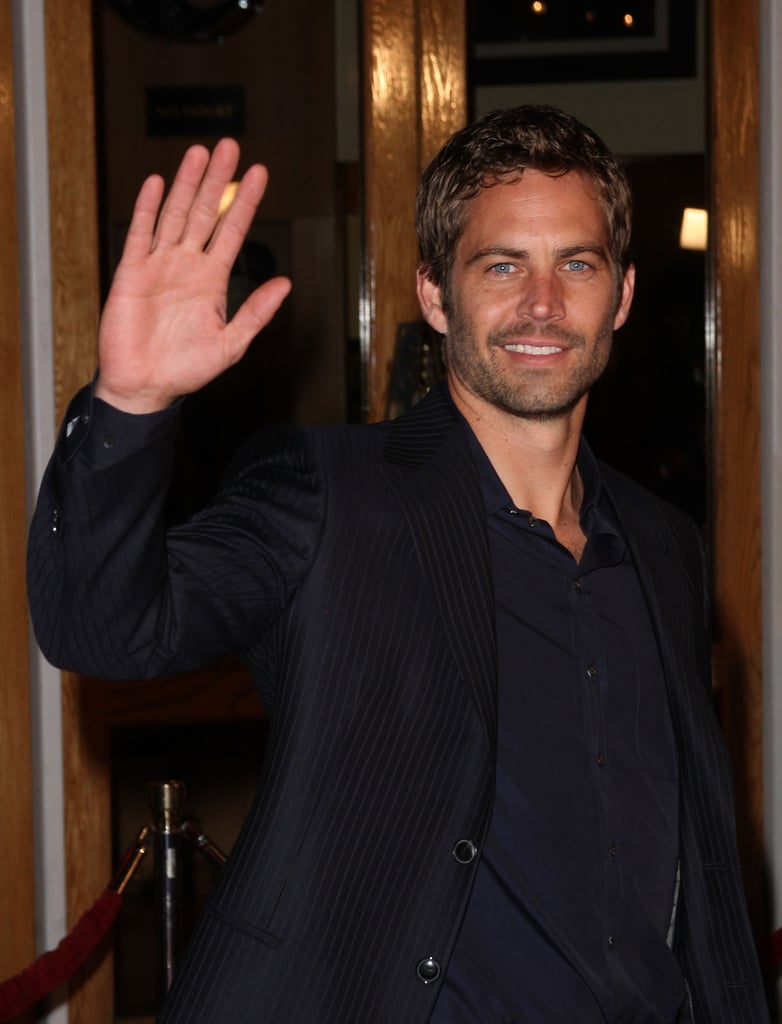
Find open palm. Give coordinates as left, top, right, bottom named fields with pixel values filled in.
left=96, top=138, right=291, bottom=413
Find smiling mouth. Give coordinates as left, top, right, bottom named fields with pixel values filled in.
left=502, top=344, right=563, bottom=355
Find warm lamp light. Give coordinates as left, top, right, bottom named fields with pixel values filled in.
left=218, top=182, right=240, bottom=218
left=679, top=207, right=708, bottom=251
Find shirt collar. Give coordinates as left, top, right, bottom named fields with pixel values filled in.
left=446, top=390, right=603, bottom=520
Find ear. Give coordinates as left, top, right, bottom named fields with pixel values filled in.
left=613, top=263, right=635, bottom=330
left=416, top=266, right=449, bottom=335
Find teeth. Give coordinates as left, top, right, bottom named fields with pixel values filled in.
left=503, top=344, right=562, bottom=355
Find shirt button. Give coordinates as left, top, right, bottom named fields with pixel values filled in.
left=608, top=843, right=617, bottom=858
left=416, top=957, right=441, bottom=984
left=596, top=752, right=606, bottom=766
left=608, top=935, right=615, bottom=948
left=572, top=578, right=582, bottom=591
left=103, top=434, right=115, bottom=449
left=452, top=839, right=478, bottom=864
left=586, top=665, right=598, bottom=679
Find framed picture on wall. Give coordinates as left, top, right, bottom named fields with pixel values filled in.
left=469, top=0, right=697, bottom=85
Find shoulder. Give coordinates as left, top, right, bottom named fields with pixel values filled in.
left=230, top=384, right=456, bottom=473
left=599, top=461, right=701, bottom=537
left=219, top=419, right=389, bottom=501
left=599, top=461, right=708, bottom=591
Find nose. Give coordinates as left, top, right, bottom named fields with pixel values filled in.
left=516, top=269, right=564, bottom=322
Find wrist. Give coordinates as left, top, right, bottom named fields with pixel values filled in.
left=94, top=378, right=177, bottom=414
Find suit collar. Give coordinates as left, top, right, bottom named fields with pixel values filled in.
left=382, top=383, right=459, bottom=468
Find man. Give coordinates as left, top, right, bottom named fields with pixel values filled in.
left=28, top=106, right=767, bottom=1022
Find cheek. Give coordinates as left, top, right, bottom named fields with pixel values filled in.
left=571, top=288, right=621, bottom=331
left=467, top=287, right=518, bottom=327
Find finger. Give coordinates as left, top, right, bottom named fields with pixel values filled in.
left=178, top=138, right=244, bottom=251
left=152, top=143, right=211, bottom=248
left=224, top=276, right=292, bottom=363
left=120, top=174, right=165, bottom=262
left=207, top=163, right=268, bottom=270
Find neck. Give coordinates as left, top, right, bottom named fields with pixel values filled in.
left=450, top=381, right=587, bottom=547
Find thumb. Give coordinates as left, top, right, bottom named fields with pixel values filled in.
left=226, top=275, right=292, bottom=356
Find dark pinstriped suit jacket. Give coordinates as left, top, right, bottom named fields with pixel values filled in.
left=28, top=383, right=768, bottom=1023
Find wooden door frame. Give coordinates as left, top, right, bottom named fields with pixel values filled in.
left=1, top=0, right=36, bottom=991
left=35, top=0, right=765, bottom=1018
left=709, top=0, right=766, bottom=948
left=44, top=3, right=111, bottom=1020
left=362, top=0, right=467, bottom=421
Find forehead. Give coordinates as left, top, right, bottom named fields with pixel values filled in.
left=457, top=169, right=609, bottom=249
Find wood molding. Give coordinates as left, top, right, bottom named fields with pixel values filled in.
left=103, top=660, right=262, bottom=727
left=362, top=0, right=466, bottom=422
left=0, top=0, right=36, bottom=988
left=44, top=1, right=110, bottom=1019
left=709, top=0, right=766, bottom=947
left=45, top=2, right=101, bottom=420
left=418, top=4, right=468, bottom=163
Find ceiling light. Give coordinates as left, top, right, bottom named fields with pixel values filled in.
left=679, top=208, right=708, bottom=251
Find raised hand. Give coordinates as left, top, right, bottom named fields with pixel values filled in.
left=95, top=138, right=291, bottom=413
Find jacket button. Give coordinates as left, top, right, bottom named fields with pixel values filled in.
left=452, top=839, right=478, bottom=864
left=416, top=957, right=441, bottom=984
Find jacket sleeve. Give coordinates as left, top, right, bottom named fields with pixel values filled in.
left=26, top=385, right=323, bottom=680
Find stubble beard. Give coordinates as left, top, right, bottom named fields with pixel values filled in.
left=444, top=303, right=616, bottom=423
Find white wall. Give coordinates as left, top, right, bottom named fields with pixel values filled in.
left=476, top=76, right=706, bottom=158
left=474, top=4, right=706, bottom=157
left=760, top=0, right=782, bottom=1012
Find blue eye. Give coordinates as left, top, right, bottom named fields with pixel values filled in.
left=491, top=262, right=514, bottom=275
left=566, top=259, right=589, bottom=272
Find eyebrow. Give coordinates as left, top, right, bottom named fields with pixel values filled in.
left=465, top=243, right=610, bottom=265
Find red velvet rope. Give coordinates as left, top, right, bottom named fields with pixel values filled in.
left=0, top=889, right=121, bottom=1022
left=0, top=892, right=778, bottom=1019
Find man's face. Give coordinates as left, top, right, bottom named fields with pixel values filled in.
left=418, top=169, right=634, bottom=423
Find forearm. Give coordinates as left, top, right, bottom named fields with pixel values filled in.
left=28, top=385, right=180, bottom=675
left=27, top=387, right=321, bottom=679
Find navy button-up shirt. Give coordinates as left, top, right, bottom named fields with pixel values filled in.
left=430, top=423, right=686, bottom=1023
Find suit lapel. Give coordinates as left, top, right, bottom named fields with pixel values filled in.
left=381, top=387, right=497, bottom=748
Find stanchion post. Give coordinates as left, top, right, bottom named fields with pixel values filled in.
left=148, top=780, right=185, bottom=999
